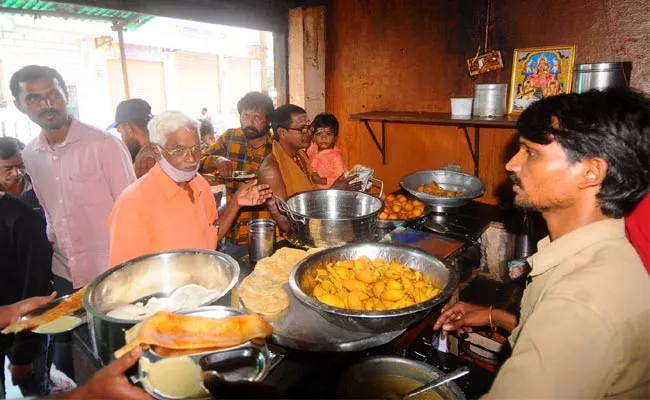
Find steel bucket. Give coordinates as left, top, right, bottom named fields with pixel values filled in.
left=276, top=190, right=383, bottom=248
left=83, top=249, right=239, bottom=365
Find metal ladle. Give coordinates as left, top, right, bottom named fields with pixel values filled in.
left=385, top=366, right=470, bottom=400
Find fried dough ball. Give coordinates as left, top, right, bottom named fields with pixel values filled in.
left=380, top=194, right=426, bottom=221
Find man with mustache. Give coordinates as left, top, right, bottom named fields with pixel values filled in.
left=11, top=65, right=136, bottom=380
left=258, top=104, right=361, bottom=233
left=200, top=92, right=275, bottom=257
left=108, top=111, right=272, bottom=267
left=434, top=89, right=649, bottom=398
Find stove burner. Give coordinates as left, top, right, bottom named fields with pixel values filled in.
left=415, top=210, right=487, bottom=247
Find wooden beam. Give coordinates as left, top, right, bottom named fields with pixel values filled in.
left=115, top=27, right=131, bottom=99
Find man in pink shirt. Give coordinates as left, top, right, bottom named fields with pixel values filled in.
left=11, top=66, right=136, bottom=293
left=11, top=65, right=136, bottom=382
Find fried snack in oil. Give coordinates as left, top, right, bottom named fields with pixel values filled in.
left=416, top=180, right=464, bottom=197
left=379, top=194, right=426, bottom=220
left=301, top=257, right=440, bottom=311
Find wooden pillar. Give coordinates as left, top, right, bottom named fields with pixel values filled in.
left=260, top=31, right=268, bottom=92
left=273, top=33, right=289, bottom=107
left=287, top=6, right=326, bottom=116
left=116, top=27, right=131, bottom=99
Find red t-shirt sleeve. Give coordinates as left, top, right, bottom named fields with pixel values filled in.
left=625, top=195, right=650, bottom=274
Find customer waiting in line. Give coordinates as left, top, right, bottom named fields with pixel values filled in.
left=107, top=111, right=272, bottom=268
left=0, top=137, right=41, bottom=210
left=110, top=98, right=157, bottom=178
left=11, top=65, right=136, bottom=382
left=258, top=104, right=361, bottom=233
left=0, top=190, right=53, bottom=397
left=0, top=294, right=151, bottom=400
left=200, top=92, right=275, bottom=258
left=199, top=118, right=216, bottom=148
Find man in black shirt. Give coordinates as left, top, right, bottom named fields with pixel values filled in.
left=0, top=191, right=53, bottom=397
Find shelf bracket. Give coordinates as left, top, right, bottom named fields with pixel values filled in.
left=460, top=125, right=480, bottom=177
left=362, top=119, right=386, bottom=165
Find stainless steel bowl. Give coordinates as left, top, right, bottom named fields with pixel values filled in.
left=83, top=249, right=240, bottom=365
left=336, top=356, right=466, bottom=399
left=288, top=243, right=458, bottom=333
left=400, top=170, right=485, bottom=210
left=276, top=190, right=383, bottom=248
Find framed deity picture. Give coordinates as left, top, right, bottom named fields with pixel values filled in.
left=507, top=45, right=576, bottom=114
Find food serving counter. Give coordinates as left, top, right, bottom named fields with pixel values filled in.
left=69, top=200, right=522, bottom=398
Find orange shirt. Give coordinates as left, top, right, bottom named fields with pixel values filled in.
left=107, top=163, right=218, bottom=268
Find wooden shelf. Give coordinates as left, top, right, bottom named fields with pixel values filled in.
left=349, top=111, right=519, bottom=176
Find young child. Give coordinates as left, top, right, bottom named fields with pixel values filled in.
left=307, top=113, right=348, bottom=188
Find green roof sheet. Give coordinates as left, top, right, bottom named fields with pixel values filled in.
left=0, top=1, right=153, bottom=30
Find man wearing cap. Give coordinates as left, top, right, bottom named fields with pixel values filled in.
left=110, top=98, right=157, bottom=178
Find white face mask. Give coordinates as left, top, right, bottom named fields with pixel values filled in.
left=158, top=155, right=199, bottom=183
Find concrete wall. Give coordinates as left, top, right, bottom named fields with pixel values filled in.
left=0, top=27, right=110, bottom=141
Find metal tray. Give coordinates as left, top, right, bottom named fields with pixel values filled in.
left=219, top=170, right=257, bottom=182
left=376, top=203, right=432, bottom=230
left=234, top=283, right=404, bottom=352
left=400, top=170, right=485, bottom=210
left=136, top=306, right=285, bottom=400
left=20, top=294, right=87, bottom=334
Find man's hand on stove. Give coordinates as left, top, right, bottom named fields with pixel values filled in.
left=433, top=302, right=490, bottom=336
left=434, top=302, right=517, bottom=336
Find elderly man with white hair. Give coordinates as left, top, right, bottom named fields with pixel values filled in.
left=107, top=111, right=272, bottom=267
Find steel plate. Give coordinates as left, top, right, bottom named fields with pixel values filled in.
left=232, top=282, right=404, bottom=352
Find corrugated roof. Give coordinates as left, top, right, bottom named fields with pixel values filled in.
left=0, top=1, right=153, bottom=30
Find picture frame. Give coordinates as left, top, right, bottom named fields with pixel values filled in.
left=507, top=45, right=576, bottom=114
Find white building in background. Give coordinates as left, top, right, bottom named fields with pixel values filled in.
left=0, top=14, right=274, bottom=144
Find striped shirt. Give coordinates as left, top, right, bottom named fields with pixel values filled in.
left=200, top=128, right=272, bottom=244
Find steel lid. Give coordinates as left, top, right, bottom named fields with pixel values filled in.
left=573, top=62, right=631, bottom=72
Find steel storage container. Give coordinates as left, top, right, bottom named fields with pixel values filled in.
left=572, top=62, right=631, bottom=93
left=473, top=83, right=507, bottom=117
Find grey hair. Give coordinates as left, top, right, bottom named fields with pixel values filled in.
left=147, top=111, right=198, bottom=145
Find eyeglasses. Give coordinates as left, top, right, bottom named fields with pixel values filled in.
left=157, top=144, right=202, bottom=159
left=283, top=125, right=311, bottom=134
left=24, top=91, right=65, bottom=107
